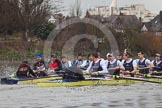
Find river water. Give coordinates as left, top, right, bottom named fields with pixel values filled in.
left=0, top=83, right=162, bottom=108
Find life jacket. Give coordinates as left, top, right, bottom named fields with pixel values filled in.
left=33, top=61, right=46, bottom=71
left=33, top=61, right=47, bottom=77
left=138, top=59, right=149, bottom=74
left=153, top=60, right=162, bottom=72
left=61, top=61, right=70, bottom=71
left=63, top=67, right=85, bottom=81
left=49, top=61, right=59, bottom=68
left=84, top=60, right=90, bottom=69
left=89, top=60, right=103, bottom=72
left=123, top=60, right=134, bottom=72
left=107, top=59, right=120, bottom=75
left=17, top=63, right=30, bottom=77
left=18, top=63, right=29, bottom=72
left=72, top=60, right=83, bottom=66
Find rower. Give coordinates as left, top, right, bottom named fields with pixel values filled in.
left=61, top=56, right=72, bottom=71
left=79, top=54, right=93, bottom=70
left=106, top=53, right=123, bottom=76
left=117, top=53, right=123, bottom=62
left=48, top=54, right=62, bottom=74
left=33, top=52, right=47, bottom=77
left=72, top=53, right=87, bottom=70
left=16, top=61, right=37, bottom=78
left=121, top=52, right=137, bottom=77
left=151, top=53, right=162, bottom=76
left=97, top=52, right=105, bottom=61
left=85, top=52, right=108, bottom=76
left=136, top=52, right=153, bottom=74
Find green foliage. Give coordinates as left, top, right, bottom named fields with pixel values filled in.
left=0, top=49, right=23, bottom=60
left=33, top=23, right=56, bottom=40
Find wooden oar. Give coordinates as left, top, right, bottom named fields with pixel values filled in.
left=105, top=74, right=162, bottom=83
left=137, top=66, right=154, bottom=70
left=136, top=73, right=162, bottom=79
left=120, top=70, right=162, bottom=79
left=121, top=76, right=162, bottom=83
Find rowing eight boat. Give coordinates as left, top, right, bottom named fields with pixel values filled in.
left=37, top=77, right=162, bottom=87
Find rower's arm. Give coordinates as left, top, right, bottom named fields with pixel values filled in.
left=98, top=60, right=108, bottom=75
left=119, top=65, right=125, bottom=71
left=132, top=60, right=137, bottom=73
left=85, top=62, right=92, bottom=73
left=148, top=61, right=154, bottom=68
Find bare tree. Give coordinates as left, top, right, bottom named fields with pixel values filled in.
left=69, top=0, right=82, bottom=17
left=0, top=0, right=59, bottom=38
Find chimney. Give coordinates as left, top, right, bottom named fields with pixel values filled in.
left=160, top=11, right=162, bottom=21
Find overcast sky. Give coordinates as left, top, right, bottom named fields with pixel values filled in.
left=61, top=0, right=162, bottom=15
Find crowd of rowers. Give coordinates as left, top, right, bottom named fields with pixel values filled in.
left=16, top=51, right=162, bottom=80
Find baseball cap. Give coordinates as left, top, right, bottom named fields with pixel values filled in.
left=51, top=54, right=57, bottom=58
left=155, top=53, right=161, bottom=57
left=107, top=53, right=113, bottom=57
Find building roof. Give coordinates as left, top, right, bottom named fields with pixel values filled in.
left=104, top=15, right=141, bottom=30
left=142, top=13, right=162, bottom=32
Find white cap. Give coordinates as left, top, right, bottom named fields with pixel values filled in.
left=107, top=53, right=113, bottom=57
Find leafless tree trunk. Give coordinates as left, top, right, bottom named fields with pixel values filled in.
left=69, top=0, right=82, bottom=17
left=0, top=0, right=59, bottom=39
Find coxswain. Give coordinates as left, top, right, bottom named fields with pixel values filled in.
left=16, top=61, right=37, bottom=78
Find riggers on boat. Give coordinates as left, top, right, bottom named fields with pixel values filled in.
left=18, top=76, right=62, bottom=84
left=0, top=75, right=62, bottom=85
left=37, top=77, right=162, bottom=87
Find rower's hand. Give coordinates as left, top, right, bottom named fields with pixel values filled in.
left=91, top=72, right=99, bottom=76
left=77, top=65, right=81, bottom=69
left=152, top=71, right=158, bottom=74
left=123, top=71, right=130, bottom=74
left=48, top=70, right=54, bottom=74
left=83, top=71, right=90, bottom=75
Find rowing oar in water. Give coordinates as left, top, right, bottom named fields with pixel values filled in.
left=105, top=74, right=162, bottom=84
left=120, top=70, right=162, bottom=79
left=136, top=73, right=162, bottom=79
left=120, top=76, right=162, bottom=83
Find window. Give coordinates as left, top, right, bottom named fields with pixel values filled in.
left=155, top=20, right=158, bottom=24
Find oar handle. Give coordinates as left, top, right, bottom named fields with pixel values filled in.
left=137, top=66, right=154, bottom=70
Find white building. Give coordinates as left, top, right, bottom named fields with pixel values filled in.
left=119, top=4, right=156, bottom=22
left=88, top=6, right=110, bottom=17
left=88, top=0, right=118, bottom=17
left=88, top=0, right=156, bottom=22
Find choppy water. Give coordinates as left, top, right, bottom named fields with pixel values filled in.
left=0, top=63, right=162, bottom=108
left=0, top=83, right=162, bottom=108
